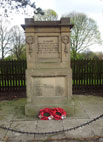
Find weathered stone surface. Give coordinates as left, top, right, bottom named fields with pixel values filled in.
left=6, top=121, right=37, bottom=141
left=22, top=17, right=73, bottom=116
left=63, top=119, right=95, bottom=138
left=90, top=119, right=103, bottom=136
left=33, top=77, right=65, bottom=97
left=34, top=120, right=65, bottom=140
left=0, top=95, right=103, bottom=141
left=0, top=121, right=13, bottom=141
left=37, top=36, right=60, bottom=61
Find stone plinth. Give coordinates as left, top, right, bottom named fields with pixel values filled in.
left=22, top=18, right=73, bottom=116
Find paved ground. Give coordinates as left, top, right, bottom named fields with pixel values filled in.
left=0, top=95, right=103, bottom=142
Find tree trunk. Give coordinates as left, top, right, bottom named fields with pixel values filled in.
left=2, top=48, right=4, bottom=60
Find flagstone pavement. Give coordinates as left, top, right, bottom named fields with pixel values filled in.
left=0, top=95, right=103, bottom=142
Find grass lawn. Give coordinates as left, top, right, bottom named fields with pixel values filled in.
left=0, top=98, right=35, bottom=121
left=0, top=79, right=103, bottom=87
left=0, top=80, right=25, bottom=87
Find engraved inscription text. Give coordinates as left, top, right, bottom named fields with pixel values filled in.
left=37, top=37, right=59, bottom=59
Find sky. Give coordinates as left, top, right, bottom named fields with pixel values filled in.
left=14, top=0, right=103, bottom=52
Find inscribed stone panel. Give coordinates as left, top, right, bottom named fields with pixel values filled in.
left=37, top=36, right=60, bottom=61
left=32, top=77, right=65, bottom=97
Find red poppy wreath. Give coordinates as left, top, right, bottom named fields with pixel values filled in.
left=38, top=107, right=66, bottom=120
left=51, top=107, right=66, bottom=120
left=38, top=108, right=53, bottom=120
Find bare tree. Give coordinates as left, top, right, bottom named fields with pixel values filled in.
left=0, top=0, right=44, bottom=17
left=0, top=18, right=12, bottom=59
left=10, top=25, right=25, bottom=60
left=65, top=12, right=102, bottom=59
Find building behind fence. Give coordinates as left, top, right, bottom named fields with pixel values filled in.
left=0, top=59, right=103, bottom=95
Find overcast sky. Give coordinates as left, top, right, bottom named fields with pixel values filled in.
left=34, top=0, right=103, bottom=26
left=14, top=0, right=103, bottom=52
left=32, top=0, right=103, bottom=52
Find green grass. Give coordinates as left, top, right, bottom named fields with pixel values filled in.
left=72, top=79, right=103, bottom=85
left=0, top=79, right=103, bottom=87
left=0, top=98, right=35, bottom=120
left=0, top=80, right=25, bottom=87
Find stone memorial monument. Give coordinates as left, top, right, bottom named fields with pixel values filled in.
left=22, top=18, right=73, bottom=116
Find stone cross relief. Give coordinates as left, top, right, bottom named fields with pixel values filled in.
left=62, top=35, right=70, bottom=53
left=26, top=36, right=34, bottom=57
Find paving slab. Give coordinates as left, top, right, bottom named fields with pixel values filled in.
left=34, top=120, right=65, bottom=141
left=72, top=104, right=89, bottom=119
left=5, top=120, right=37, bottom=141
left=63, top=119, right=95, bottom=138
left=90, top=119, right=103, bottom=136
left=12, top=105, right=38, bottom=121
left=0, top=115, right=14, bottom=121
left=0, top=121, right=13, bottom=141
left=80, top=104, right=103, bottom=118
left=77, top=95, right=103, bottom=105
left=37, top=120, right=63, bottom=132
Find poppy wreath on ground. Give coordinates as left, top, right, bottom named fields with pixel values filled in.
left=38, top=108, right=53, bottom=120
left=51, top=107, right=66, bottom=120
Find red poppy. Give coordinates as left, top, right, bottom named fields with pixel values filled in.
left=51, top=108, right=66, bottom=120
left=38, top=107, right=66, bottom=120
left=38, top=108, right=53, bottom=120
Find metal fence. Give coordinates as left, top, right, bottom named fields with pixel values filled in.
left=0, top=59, right=103, bottom=96
left=71, top=59, right=103, bottom=93
left=0, top=60, right=26, bottom=93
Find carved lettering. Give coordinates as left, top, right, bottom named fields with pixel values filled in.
left=37, top=37, right=59, bottom=59
left=33, top=77, right=65, bottom=97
